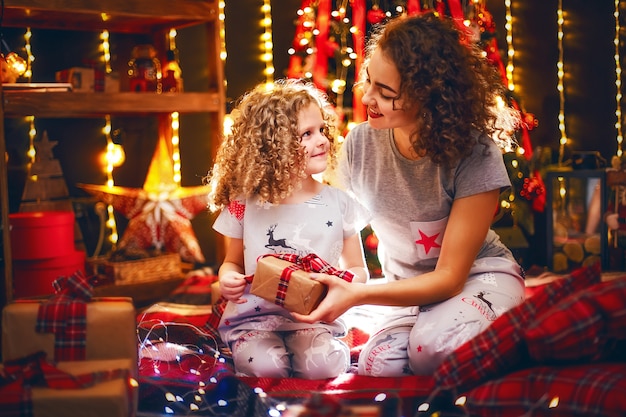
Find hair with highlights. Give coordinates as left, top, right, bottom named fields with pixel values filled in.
left=361, top=12, right=515, bottom=167
left=206, top=79, right=338, bottom=211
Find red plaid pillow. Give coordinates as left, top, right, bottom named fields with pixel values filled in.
left=432, top=263, right=601, bottom=395
left=461, top=363, right=626, bottom=417
left=524, top=276, right=626, bottom=363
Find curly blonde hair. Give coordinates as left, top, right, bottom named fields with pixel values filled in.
left=206, top=79, right=338, bottom=211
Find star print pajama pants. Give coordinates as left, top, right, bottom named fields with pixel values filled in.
left=357, top=257, right=525, bottom=376
left=231, top=327, right=350, bottom=379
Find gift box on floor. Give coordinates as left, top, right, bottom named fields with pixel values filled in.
left=250, top=256, right=327, bottom=315
left=0, top=357, right=137, bottom=417
left=1, top=297, right=137, bottom=365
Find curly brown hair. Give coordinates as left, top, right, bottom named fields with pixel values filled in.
left=206, top=79, right=338, bottom=211
left=363, top=12, right=508, bottom=168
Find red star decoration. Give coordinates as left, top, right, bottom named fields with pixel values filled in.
left=79, top=136, right=209, bottom=263
left=417, top=345, right=423, bottom=353
left=415, top=230, right=441, bottom=255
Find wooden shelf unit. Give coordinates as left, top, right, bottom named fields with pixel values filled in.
left=0, top=0, right=225, bottom=307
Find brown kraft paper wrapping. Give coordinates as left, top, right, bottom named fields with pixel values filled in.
left=1, top=297, right=138, bottom=369
left=250, top=256, right=327, bottom=315
left=27, top=359, right=136, bottom=417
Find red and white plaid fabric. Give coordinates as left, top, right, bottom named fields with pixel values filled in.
left=432, top=262, right=602, bottom=396
left=525, top=275, right=626, bottom=363
left=36, top=270, right=94, bottom=361
left=463, top=363, right=626, bottom=417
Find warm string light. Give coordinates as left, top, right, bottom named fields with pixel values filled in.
left=260, top=0, right=275, bottom=84
left=98, top=25, right=120, bottom=246
left=556, top=0, right=568, bottom=166
left=504, top=0, right=515, bottom=92
left=23, top=27, right=33, bottom=81
left=171, top=111, right=181, bottom=186
left=614, top=0, right=623, bottom=158
left=22, top=29, right=36, bottom=165
left=103, top=115, right=120, bottom=246
left=167, top=29, right=183, bottom=186
left=219, top=1, right=231, bottom=135
left=100, top=30, right=111, bottom=73
left=26, top=115, right=36, bottom=164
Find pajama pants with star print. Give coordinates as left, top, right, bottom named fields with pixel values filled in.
left=231, top=327, right=350, bottom=379
left=357, top=257, right=525, bottom=376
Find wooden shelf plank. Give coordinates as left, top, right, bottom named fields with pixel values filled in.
left=2, top=91, right=222, bottom=117
left=3, top=0, right=218, bottom=33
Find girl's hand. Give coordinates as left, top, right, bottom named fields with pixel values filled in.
left=219, top=271, right=248, bottom=304
left=291, top=273, right=362, bottom=323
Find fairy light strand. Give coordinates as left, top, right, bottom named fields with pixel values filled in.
left=23, top=28, right=35, bottom=164
left=614, top=0, right=623, bottom=158
left=99, top=26, right=119, bottom=246
left=167, top=29, right=182, bottom=186
left=260, top=0, right=275, bottom=85
left=556, top=0, right=568, bottom=166
left=103, top=115, right=119, bottom=246
left=100, top=30, right=111, bottom=73
left=504, top=0, right=515, bottom=92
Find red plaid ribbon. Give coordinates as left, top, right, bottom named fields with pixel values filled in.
left=206, top=253, right=354, bottom=331
left=0, top=351, right=132, bottom=417
left=261, top=253, right=354, bottom=307
left=36, top=270, right=94, bottom=361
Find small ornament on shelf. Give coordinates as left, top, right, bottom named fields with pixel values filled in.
left=128, top=44, right=162, bottom=93
left=162, top=49, right=183, bottom=92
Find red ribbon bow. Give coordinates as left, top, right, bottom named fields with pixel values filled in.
left=36, top=270, right=94, bottom=361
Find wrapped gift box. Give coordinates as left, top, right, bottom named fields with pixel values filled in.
left=250, top=256, right=327, bottom=315
left=2, top=297, right=137, bottom=365
left=0, top=358, right=137, bottom=417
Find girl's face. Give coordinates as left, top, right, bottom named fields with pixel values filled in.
left=361, top=47, right=419, bottom=130
left=298, top=102, right=330, bottom=176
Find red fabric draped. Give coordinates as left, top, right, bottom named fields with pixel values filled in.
left=352, top=0, right=367, bottom=123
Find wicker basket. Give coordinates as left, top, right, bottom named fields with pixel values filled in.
left=88, top=253, right=183, bottom=285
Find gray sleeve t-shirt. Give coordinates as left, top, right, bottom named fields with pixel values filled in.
left=338, top=122, right=515, bottom=282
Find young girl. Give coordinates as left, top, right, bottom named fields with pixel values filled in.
left=206, top=79, right=370, bottom=379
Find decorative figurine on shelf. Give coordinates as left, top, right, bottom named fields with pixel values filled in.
left=162, top=49, right=183, bottom=92
left=128, top=44, right=161, bottom=93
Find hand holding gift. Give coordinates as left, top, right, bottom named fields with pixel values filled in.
left=250, top=253, right=355, bottom=315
